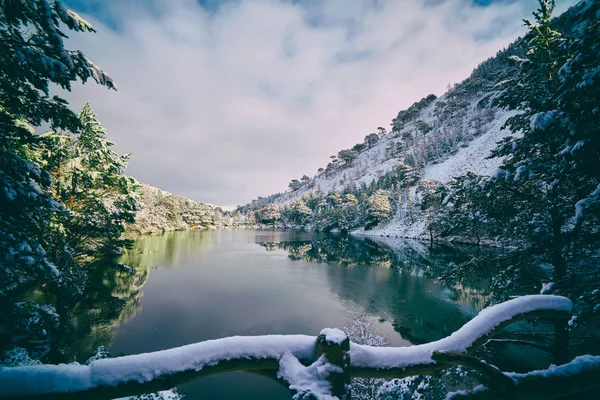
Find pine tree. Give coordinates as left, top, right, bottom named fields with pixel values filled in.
left=36, top=103, right=137, bottom=261
left=0, top=1, right=115, bottom=345
left=485, top=0, right=599, bottom=278
left=366, top=190, right=392, bottom=229
left=522, top=0, right=562, bottom=82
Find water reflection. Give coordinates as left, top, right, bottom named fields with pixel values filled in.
left=53, top=262, right=149, bottom=363
left=55, top=230, right=500, bottom=399
left=256, top=236, right=489, bottom=344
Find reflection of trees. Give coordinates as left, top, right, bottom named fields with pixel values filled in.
left=52, top=230, right=220, bottom=363
left=52, top=261, right=150, bottom=363
left=124, top=230, right=218, bottom=269
left=257, top=236, right=489, bottom=346
left=258, top=237, right=400, bottom=268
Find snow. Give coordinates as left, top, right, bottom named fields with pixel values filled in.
left=506, top=354, right=600, bottom=381
left=573, top=183, right=600, bottom=226
left=278, top=353, right=340, bottom=400
left=320, top=328, right=348, bottom=344
left=540, top=282, right=555, bottom=294
left=0, top=334, right=315, bottom=398
left=350, top=295, right=572, bottom=369
left=0, top=296, right=572, bottom=398
left=530, top=111, right=556, bottom=131
left=352, top=108, right=519, bottom=240
left=423, top=110, right=518, bottom=183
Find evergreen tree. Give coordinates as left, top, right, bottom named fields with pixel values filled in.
left=485, top=0, right=600, bottom=278
left=0, top=1, right=115, bottom=346
left=366, top=190, right=392, bottom=229
left=35, top=103, right=137, bottom=261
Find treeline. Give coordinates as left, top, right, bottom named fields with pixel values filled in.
left=244, top=162, right=421, bottom=232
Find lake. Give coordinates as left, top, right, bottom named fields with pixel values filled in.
left=54, top=229, right=550, bottom=399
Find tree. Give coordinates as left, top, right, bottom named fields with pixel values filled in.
left=367, top=190, right=392, bottom=229
left=364, top=133, right=380, bottom=149
left=289, top=179, right=301, bottom=191
left=285, top=200, right=312, bottom=226
left=257, top=203, right=281, bottom=225
left=396, top=162, right=420, bottom=188
left=35, top=103, right=137, bottom=261
left=317, top=167, right=325, bottom=176
left=352, top=143, right=366, bottom=153
left=301, top=175, right=310, bottom=184
left=337, top=149, right=357, bottom=166
left=522, top=0, right=562, bottom=81
left=483, top=0, right=600, bottom=279
left=0, top=0, right=115, bottom=346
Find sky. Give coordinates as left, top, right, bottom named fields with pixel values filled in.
left=61, top=0, right=578, bottom=206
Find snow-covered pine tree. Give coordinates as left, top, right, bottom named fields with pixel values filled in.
left=35, top=103, right=137, bottom=262
left=0, top=1, right=115, bottom=347
left=487, top=0, right=600, bottom=279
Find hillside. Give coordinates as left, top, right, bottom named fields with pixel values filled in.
left=239, top=32, right=523, bottom=239
left=238, top=0, right=596, bottom=244
left=127, top=182, right=243, bottom=236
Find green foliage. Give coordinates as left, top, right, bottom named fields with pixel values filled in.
left=257, top=203, right=281, bottom=225
left=338, top=149, right=357, bottom=166
left=0, top=1, right=140, bottom=363
left=391, top=94, right=437, bottom=132
left=364, top=133, right=380, bottom=149
left=35, top=103, right=137, bottom=261
left=522, top=0, right=562, bottom=81
left=283, top=200, right=312, bottom=226
left=367, top=190, right=392, bottom=229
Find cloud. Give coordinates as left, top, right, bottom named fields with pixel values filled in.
left=61, top=0, right=578, bottom=206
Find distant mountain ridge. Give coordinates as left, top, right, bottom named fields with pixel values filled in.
left=127, top=182, right=243, bottom=236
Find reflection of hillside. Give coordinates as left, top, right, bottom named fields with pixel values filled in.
left=122, top=230, right=220, bottom=269
left=258, top=237, right=399, bottom=268
left=258, top=236, right=489, bottom=345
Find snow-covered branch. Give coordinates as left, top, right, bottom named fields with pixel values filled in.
left=0, top=296, right=575, bottom=400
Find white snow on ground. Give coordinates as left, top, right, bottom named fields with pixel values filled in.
left=421, top=110, right=518, bottom=183
left=357, top=109, right=520, bottom=240
left=267, top=88, right=520, bottom=240
left=350, top=295, right=572, bottom=369
left=0, top=295, right=571, bottom=398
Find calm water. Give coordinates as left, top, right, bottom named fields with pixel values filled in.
left=60, top=229, right=500, bottom=399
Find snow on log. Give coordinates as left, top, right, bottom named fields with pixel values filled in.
left=350, top=295, right=572, bottom=370
left=0, top=335, right=315, bottom=399
left=0, top=295, right=572, bottom=399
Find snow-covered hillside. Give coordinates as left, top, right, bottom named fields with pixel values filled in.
left=127, top=182, right=242, bottom=236
left=239, top=42, right=524, bottom=239
left=239, top=0, right=595, bottom=244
